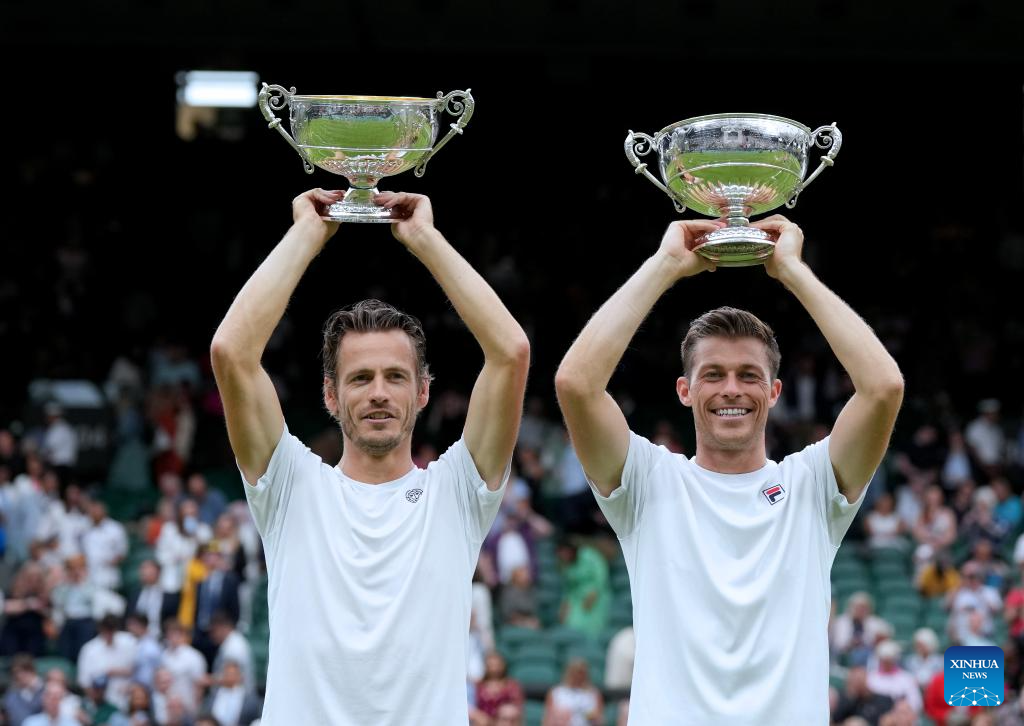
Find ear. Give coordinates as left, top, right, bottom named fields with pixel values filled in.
left=417, top=375, right=430, bottom=411
left=767, top=378, right=782, bottom=408
left=323, top=376, right=339, bottom=417
left=676, top=376, right=693, bottom=408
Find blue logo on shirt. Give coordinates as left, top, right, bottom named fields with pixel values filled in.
left=945, top=646, right=1003, bottom=707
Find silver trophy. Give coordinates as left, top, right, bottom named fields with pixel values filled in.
left=625, top=114, right=842, bottom=266
left=259, top=84, right=474, bottom=222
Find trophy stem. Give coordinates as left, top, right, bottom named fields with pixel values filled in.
left=322, top=187, right=398, bottom=224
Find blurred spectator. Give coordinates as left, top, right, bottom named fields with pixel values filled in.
left=4, top=654, right=44, bottom=726
left=475, top=652, right=523, bottom=720
left=35, top=482, right=89, bottom=561
left=912, top=486, right=957, bottom=552
left=947, top=561, right=1001, bottom=644
left=40, top=402, right=78, bottom=487
left=896, top=478, right=926, bottom=534
left=159, top=619, right=207, bottom=714
left=966, top=538, right=1010, bottom=591
left=50, top=553, right=97, bottom=661
left=205, top=660, right=261, bottom=726
left=41, top=668, right=81, bottom=724
left=542, top=658, right=603, bottom=726
left=21, top=681, right=77, bottom=726
left=186, top=473, right=226, bottom=528
left=966, top=399, right=1006, bottom=476
left=878, top=700, right=919, bottom=726
left=962, top=609, right=996, bottom=647
left=81, top=500, right=128, bottom=590
left=77, top=614, right=136, bottom=711
left=865, top=492, right=909, bottom=551
left=896, top=424, right=946, bottom=490
left=79, top=675, right=123, bottom=726
left=192, top=549, right=240, bottom=666
left=129, top=560, right=179, bottom=641
left=832, top=665, right=894, bottom=726
left=960, top=487, right=1010, bottom=550
left=604, top=625, right=635, bottom=692
left=151, top=668, right=174, bottom=724
left=554, top=434, right=596, bottom=534
left=831, top=592, right=890, bottom=667
left=1004, top=562, right=1024, bottom=638
left=0, top=563, right=50, bottom=656
left=126, top=612, right=162, bottom=689
left=0, top=428, right=25, bottom=476
left=208, top=612, right=253, bottom=693
left=498, top=565, right=540, bottom=630
left=942, top=431, right=974, bottom=492
left=472, top=566, right=496, bottom=652
left=992, top=477, right=1022, bottom=531
left=494, top=702, right=525, bottom=726
left=124, top=681, right=155, bottom=725
left=8, top=455, right=50, bottom=563
left=156, top=500, right=205, bottom=606
left=210, top=514, right=247, bottom=581
left=950, top=479, right=979, bottom=524
left=495, top=518, right=530, bottom=587
left=557, top=540, right=610, bottom=639
left=915, top=547, right=961, bottom=599
left=905, top=628, right=943, bottom=688
left=866, top=641, right=922, bottom=713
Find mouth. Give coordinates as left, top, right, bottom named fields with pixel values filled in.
left=712, top=407, right=751, bottom=418
left=362, top=411, right=397, bottom=422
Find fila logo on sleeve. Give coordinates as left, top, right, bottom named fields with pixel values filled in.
left=762, top=483, right=786, bottom=505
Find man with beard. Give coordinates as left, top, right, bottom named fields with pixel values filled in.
left=210, top=189, right=530, bottom=725
left=554, top=215, right=904, bottom=725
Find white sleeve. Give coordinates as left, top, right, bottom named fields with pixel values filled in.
left=239, top=424, right=317, bottom=540
left=798, top=436, right=870, bottom=549
left=588, top=432, right=665, bottom=539
left=430, top=439, right=508, bottom=549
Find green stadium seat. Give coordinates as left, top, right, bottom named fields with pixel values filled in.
left=514, top=642, right=559, bottom=663
left=524, top=700, right=546, bottom=726
left=34, top=656, right=75, bottom=682
left=510, top=661, right=560, bottom=689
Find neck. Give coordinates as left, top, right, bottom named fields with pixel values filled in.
left=338, top=437, right=415, bottom=484
left=694, top=436, right=768, bottom=474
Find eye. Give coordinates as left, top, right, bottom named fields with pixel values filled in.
left=703, top=371, right=722, bottom=380
left=388, top=372, right=407, bottom=382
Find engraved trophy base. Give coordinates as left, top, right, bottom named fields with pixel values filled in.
left=321, top=188, right=398, bottom=223
left=692, top=226, right=779, bottom=267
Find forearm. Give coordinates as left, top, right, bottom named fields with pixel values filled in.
left=406, top=228, right=528, bottom=361
left=211, top=220, right=327, bottom=365
left=776, top=262, right=903, bottom=395
left=557, top=251, right=680, bottom=394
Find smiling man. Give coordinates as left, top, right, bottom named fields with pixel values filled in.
left=555, top=215, right=903, bottom=725
left=210, top=188, right=529, bottom=725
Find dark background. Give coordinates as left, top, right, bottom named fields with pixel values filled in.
left=3, top=0, right=1023, bottom=472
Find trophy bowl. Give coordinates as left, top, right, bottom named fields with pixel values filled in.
left=625, top=114, right=842, bottom=266
left=259, top=84, right=474, bottom=223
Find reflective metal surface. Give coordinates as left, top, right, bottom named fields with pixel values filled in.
left=625, top=114, right=841, bottom=266
left=259, top=85, right=474, bottom=223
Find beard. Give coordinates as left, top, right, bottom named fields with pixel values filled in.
left=337, top=407, right=417, bottom=456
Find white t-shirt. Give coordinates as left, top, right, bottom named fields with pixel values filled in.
left=243, top=426, right=507, bottom=726
left=77, top=631, right=138, bottom=710
left=160, top=643, right=208, bottom=712
left=592, top=433, right=866, bottom=726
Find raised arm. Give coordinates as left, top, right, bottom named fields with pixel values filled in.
left=554, top=221, right=721, bottom=496
left=755, top=215, right=904, bottom=503
left=210, top=189, right=342, bottom=485
left=375, top=192, right=530, bottom=490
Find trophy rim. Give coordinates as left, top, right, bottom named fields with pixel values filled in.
left=656, top=112, right=812, bottom=137
left=291, top=94, right=436, bottom=104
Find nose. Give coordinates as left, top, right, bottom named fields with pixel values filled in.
left=367, top=374, right=389, bottom=404
left=721, top=372, right=742, bottom=397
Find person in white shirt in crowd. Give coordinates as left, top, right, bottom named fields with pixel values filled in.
left=7, top=454, right=50, bottom=563
left=42, top=669, right=84, bottom=725
left=947, top=560, right=1002, bottom=644
left=159, top=618, right=208, bottom=714
left=130, top=559, right=178, bottom=640
left=35, top=482, right=89, bottom=562
left=77, top=615, right=137, bottom=712
left=126, top=612, right=163, bottom=689
left=155, top=500, right=207, bottom=602
left=831, top=592, right=892, bottom=668
left=21, top=681, right=78, bottom=726
left=904, top=628, right=943, bottom=688
left=210, top=189, right=529, bottom=725
left=206, top=611, right=253, bottom=693
left=205, top=660, right=262, bottom=726
left=50, top=553, right=97, bottom=661
left=81, top=500, right=128, bottom=590
left=864, top=491, right=909, bottom=551
left=966, top=398, right=1005, bottom=476
left=866, top=641, right=923, bottom=713
left=604, top=625, right=635, bottom=693
left=151, top=667, right=175, bottom=725
left=543, top=658, right=604, bottom=726
left=555, top=215, right=903, bottom=725
left=40, top=402, right=78, bottom=485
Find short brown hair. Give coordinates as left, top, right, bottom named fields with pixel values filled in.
left=680, top=307, right=781, bottom=379
left=321, top=299, right=432, bottom=385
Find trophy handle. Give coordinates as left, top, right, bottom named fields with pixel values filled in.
left=414, top=90, right=475, bottom=178
left=624, top=131, right=685, bottom=214
left=785, top=123, right=842, bottom=209
left=258, top=83, right=314, bottom=175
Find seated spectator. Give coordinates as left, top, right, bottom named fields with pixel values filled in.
left=499, top=566, right=540, bottom=630
left=830, top=666, right=894, bottom=726
left=192, top=548, right=240, bottom=667
left=946, top=561, right=1002, bottom=644
left=915, top=547, right=960, bottom=599
left=941, top=431, right=972, bottom=492
left=905, top=628, right=943, bottom=688
left=878, top=700, right=919, bottom=726
left=543, top=658, right=603, bottom=726
left=960, top=486, right=1010, bottom=550
left=831, top=592, right=890, bottom=667
left=865, top=492, right=908, bottom=551
left=77, top=614, right=137, bottom=712
left=950, top=478, right=978, bottom=525
left=22, top=681, right=77, bottom=726
left=42, top=668, right=82, bottom=724
left=204, top=660, right=261, bottom=726
left=912, top=486, right=957, bottom=552
left=475, top=652, right=524, bottom=720
left=79, top=676, right=123, bottom=726
left=4, top=654, right=44, bottom=726
left=186, top=473, right=227, bottom=527
left=961, top=609, right=996, bottom=647
left=159, top=619, right=208, bottom=715
left=208, top=612, right=253, bottom=693
left=81, top=500, right=128, bottom=590
left=866, top=641, right=922, bottom=713
left=557, top=539, right=610, bottom=639
left=50, top=553, right=97, bottom=662
left=966, top=538, right=1010, bottom=591
left=126, top=612, right=162, bottom=688
left=211, top=513, right=247, bottom=581
left=494, top=702, right=525, bottom=726
left=0, top=563, right=50, bottom=657
left=992, top=477, right=1022, bottom=532
left=604, top=626, right=635, bottom=693
left=128, top=559, right=180, bottom=641
left=124, top=681, right=155, bottom=724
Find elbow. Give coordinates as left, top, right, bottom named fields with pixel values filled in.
left=490, top=333, right=530, bottom=371
left=555, top=364, right=592, bottom=403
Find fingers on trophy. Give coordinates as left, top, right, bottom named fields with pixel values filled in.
left=259, top=84, right=474, bottom=223
left=625, top=114, right=842, bottom=267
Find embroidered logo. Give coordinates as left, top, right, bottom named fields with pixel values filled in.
left=762, top=483, right=786, bottom=505
left=405, top=488, right=423, bottom=504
